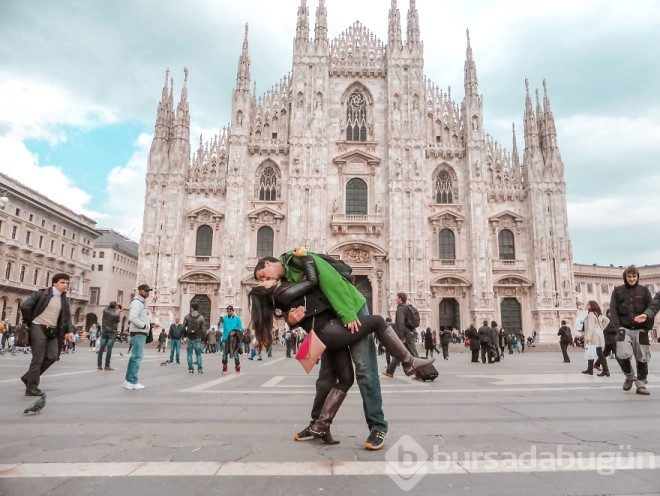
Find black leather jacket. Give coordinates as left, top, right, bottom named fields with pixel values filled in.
left=274, top=256, right=335, bottom=333
left=20, top=287, right=72, bottom=334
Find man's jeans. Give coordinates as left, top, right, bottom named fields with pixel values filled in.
left=97, top=334, right=116, bottom=368
left=125, top=334, right=146, bottom=384
left=169, top=338, right=181, bottom=363
left=187, top=338, right=203, bottom=371
left=350, top=305, right=387, bottom=433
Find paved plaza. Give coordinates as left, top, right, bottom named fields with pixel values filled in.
left=0, top=343, right=659, bottom=496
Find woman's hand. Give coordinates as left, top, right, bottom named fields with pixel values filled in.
left=346, top=318, right=361, bottom=334
left=286, top=306, right=306, bottom=325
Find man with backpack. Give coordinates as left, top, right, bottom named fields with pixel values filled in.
left=183, top=303, right=205, bottom=374
left=382, top=292, right=420, bottom=378
left=557, top=320, right=573, bottom=363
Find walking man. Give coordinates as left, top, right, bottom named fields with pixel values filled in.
left=557, top=320, right=572, bottom=363
left=124, top=284, right=158, bottom=390
left=221, top=305, right=243, bottom=373
left=183, top=303, right=205, bottom=374
left=168, top=316, right=183, bottom=364
left=20, top=273, right=73, bottom=396
left=610, top=266, right=653, bottom=395
left=98, top=301, right=121, bottom=371
left=382, top=292, right=420, bottom=378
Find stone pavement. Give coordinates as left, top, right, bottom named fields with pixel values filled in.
left=0, top=344, right=659, bottom=496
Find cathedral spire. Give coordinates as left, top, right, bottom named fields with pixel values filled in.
left=406, top=0, right=420, bottom=44
left=542, top=79, right=558, bottom=149
left=464, top=29, right=478, bottom=97
left=512, top=122, right=520, bottom=169
left=388, top=0, right=402, bottom=47
left=295, top=0, right=310, bottom=43
left=523, top=79, right=538, bottom=149
left=173, top=67, right=190, bottom=146
left=314, top=0, right=327, bottom=44
left=236, top=24, right=251, bottom=92
left=154, top=68, right=172, bottom=140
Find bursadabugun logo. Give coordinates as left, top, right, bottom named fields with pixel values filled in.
left=385, top=435, right=429, bottom=491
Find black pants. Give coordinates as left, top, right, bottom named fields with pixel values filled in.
left=316, top=315, right=388, bottom=352
left=595, top=342, right=616, bottom=367
left=471, top=349, right=479, bottom=362
left=560, top=342, right=570, bottom=362
left=21, top=324, right=59, bottom=388
left=480, top=344, right=493, bottom=363
left=442, top=344, right=449, bottom=358
left=385, top=329, right=418, bottom=375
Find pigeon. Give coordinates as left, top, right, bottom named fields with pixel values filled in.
left=23, top=393, right=46, bottom=415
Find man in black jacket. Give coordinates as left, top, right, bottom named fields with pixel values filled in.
left=183, top=303, right=205, bottom=373
left=19, top=273, right=73, bottom=396
left=557, top=320, right=572, bottom=363
left=478, top=320, right=493, bottom=363
left=167, top=316, right=184, bottom=364
left=382, top=292, right=419, bottom=378
left=609, top=266, right=653, bottom=395
left=98, top=301, right=121, bottom=371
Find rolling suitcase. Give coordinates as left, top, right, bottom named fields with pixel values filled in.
left=414, top=362, right=439, bottom=382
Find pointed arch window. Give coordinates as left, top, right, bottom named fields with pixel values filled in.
left=259, top=165, right=277, bottom=201
left=436, top=170, right=454, bottom=203
left=346, top=92, right=367, bottom=142
left=498, top=229, right=515, bottom=260
left=439, top=229, right=455, bottom=260
left=256, top=226, right=274, bottom=258
left=195, top=225, right=213, bottom=257
left=346, top=178, right=368, bottom=215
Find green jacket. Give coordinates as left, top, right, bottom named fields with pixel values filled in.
left=280, top=251, right=366, bottom=325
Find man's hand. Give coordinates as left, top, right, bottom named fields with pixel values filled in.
left=286, top=306, right=305, bottom=325
left=633, top=314, right=648, bottom=324
left=346, top=318, right=361, bottom=334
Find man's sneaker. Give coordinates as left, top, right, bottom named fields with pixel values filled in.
left=364, top=430, right=388, bottom=451
left=104, top=367, right=114, bottom=371
left=222, top=364, right=228, bottom=374
left=636, top=386, right=650, bottom=395
left=98, top=366, right=103, bottom=371
left=235, top=365, right=241, bottom=373
left=123, top=381, right=135, bottom=390
left=132, top=383, right=145, bottom=390
left=197, top=368, right=203, bottom=374
left=189, top=369, right=194, bottom=374
left=293, top=422, right=315, bottom=441
left=381, top=370, right=394, bottom=379
left=623, top=378, right=634, bottom=391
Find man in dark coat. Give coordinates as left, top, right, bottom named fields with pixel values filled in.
left=610, top=266, right=653, bottom=395
left=478, top=320, right=493, bottom=363
left=19, top=273, right=73, bottom=396
left=557, top=320, right=572, bottom=363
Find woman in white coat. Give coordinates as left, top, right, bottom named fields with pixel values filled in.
left=582, top=300, right=610, bottom=376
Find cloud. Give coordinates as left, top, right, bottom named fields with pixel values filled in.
left=102, top=133, right=153, bottom=240
left=0, top=137, right=104, bottom=219
left=0, top=77, right=118, bottom=143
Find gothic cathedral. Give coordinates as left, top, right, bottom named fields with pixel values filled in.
left=137, top=0, right=576, bottom=341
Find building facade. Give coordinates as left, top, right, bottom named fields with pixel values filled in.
left=0, top=173, right=98, bottom=327
left=137, top=0, right=577, bottom=341
left=85, top=229, right=139, bottom=332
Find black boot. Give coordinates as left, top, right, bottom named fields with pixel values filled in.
left=582, top=359, right=594, bottom=375
left=378, top=326, right=435, bottom=376
left=310, top=388, right=347, bottom=445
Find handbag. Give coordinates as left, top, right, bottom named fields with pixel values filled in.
left=584, top=344, right=597, bottom=360
left=14, top=323, right=30, bottom=348
left=295, top=328, right=326, bottom=374
left=146, top=328, right=154, bottom=344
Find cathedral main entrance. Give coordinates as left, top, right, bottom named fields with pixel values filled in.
left=353, top=275, right=373, bottom=314
left=190, top=294, right=212, bottom=328
left=439, top=298, right=460, bottom=330
left=500, top=298, right=522, bottom=333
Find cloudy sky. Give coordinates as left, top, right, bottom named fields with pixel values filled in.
left=1, top=0, right=659, bottom=265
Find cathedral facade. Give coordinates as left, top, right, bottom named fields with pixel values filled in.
left=137, top=0, right=576, bottom=341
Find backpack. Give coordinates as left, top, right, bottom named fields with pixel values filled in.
left=404, top=304, right=420, bottom=329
